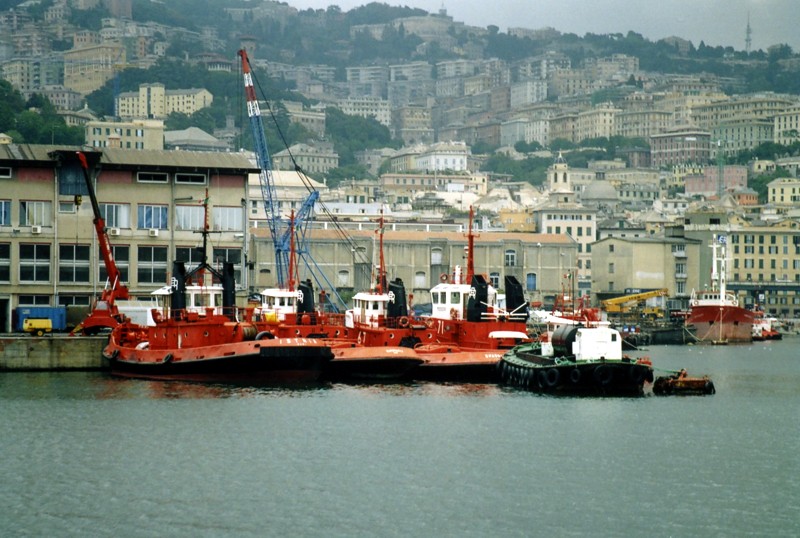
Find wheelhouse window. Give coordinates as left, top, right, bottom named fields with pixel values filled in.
left=59, top=244, right=90, bottom=283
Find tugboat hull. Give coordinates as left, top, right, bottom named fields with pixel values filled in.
left=499, top=356, right=653, bottom=396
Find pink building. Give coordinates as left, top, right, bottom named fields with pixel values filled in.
left=685, top=165, right=748, bottom=197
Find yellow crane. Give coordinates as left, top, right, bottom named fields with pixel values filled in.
left=601, top=289, right=669, bottom=315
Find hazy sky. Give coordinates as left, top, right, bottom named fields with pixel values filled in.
left=287, top=0, right=799, bottom=51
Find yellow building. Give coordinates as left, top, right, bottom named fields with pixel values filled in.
left=116, top=83, right=213, bottom=119
left=63, top=43, right=125, bottom=96
left=85, top=119, right=165, bottom=150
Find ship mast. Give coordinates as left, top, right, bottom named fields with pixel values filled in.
left=466, top=206, right=475, bottom=283
left=377, top=209, right=386, bottom=294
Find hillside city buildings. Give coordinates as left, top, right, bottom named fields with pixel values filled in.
left=2, top=1, right=800, bottom=330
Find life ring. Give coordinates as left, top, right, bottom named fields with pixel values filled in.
left=440, top=273, right=449, bottom=282
left=398, top=316, right=409, bottom=328
left=450, top=308, right=458, bottom=320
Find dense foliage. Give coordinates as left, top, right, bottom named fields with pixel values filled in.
left=0, top=80, right=83, bottom=144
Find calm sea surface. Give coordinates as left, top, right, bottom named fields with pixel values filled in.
left=1, top=338, right=799, bottom=537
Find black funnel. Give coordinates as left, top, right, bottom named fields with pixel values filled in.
left=467, top=274, right=488, bottom=322
left=387, top=278, right=408, bottom=318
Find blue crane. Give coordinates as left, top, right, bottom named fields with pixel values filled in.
left=237, top=49, right=344, bottom=309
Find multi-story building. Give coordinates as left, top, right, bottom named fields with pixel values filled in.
left=509, top=79, right=547, bottom=108
left=379, top=171, right=488, bottom=204
left=576, top=104, right=620, bottom=142
left=774, top=106, right=800, bottom=146
left=712, top=120, right=774, bottom=156
left=725, top=226, right=800, bottom=317
left=116, top=83, right=213, bottom=120
left=85, top=119, right=165, bottom=150
left=614, top=109, right=672, bottom=140
left=549, top=112, right=578, bottom=144
left=414, top=141, right=471, bottom=173
left=691, top=93, right=797, bottom=132
left=684, top=165, right=748, bottom=198
left=591, top=234, right=701, bottom=299
left=0, top=145, right=257, bottom=330
left=531, top=156, right=597, bottom=288
left=391, top=106, right=434, bottom=145
left=650, top=129, right=712, bottom=168
left=271, top=142, right=338, bottom=177
left=767, top=177, right=800, bottom=206
left=337, top=96, right=391, bottom=127
left=249, top=225, right=578, bottom=305
left=283, top=101, right=326, bottom=137
left=63, top=43, right=125, bottom=96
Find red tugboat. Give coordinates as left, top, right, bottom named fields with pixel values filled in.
left=103, top=199, right=333, bottom=383
left=408, top=207, right=532, bottom=381
left=687, top=234, right=755, bottom=344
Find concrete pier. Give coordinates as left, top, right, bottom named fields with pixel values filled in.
left=0, top=336, right=107, bottom=371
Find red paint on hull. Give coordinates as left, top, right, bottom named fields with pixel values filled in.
left=687, top=305, right=755, bottom=343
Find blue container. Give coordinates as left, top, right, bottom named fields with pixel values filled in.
left=14, top=306, right=67, bottom=332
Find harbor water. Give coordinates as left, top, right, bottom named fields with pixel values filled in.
left=1, top=339, right=798, bottom=537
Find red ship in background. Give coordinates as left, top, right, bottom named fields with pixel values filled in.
left=687, top=234, right=755, bottom=344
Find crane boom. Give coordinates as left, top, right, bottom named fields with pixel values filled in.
left=69, top=151, right=129, bottom=335
left=238, top=48, right=287, bottom=286
left=601, top=288, right=668, bottom=313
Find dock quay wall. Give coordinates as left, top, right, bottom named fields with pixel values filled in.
left=0, top=336, right=107, bottom=371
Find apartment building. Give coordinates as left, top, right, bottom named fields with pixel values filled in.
left=63, top=43, right=125, bottom=96
left=650, top=129, right=712, bottom=168
left=116, top=83, right=213, bottom=120
left=691, top=94, right=797, bottom=131
left=767, top=177, right=800, bottom=206
left=337, top=96, right=391, bottom=127
left=774, top=106, right=800, bottom=146
left=271, top=142, right=338, bottom=177
left=85, top=118, right=165, bottom=150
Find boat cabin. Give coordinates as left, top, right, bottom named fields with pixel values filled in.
left=152, top=283, right=224, bottom=316
left=259, top=288, right=301, bottom=322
